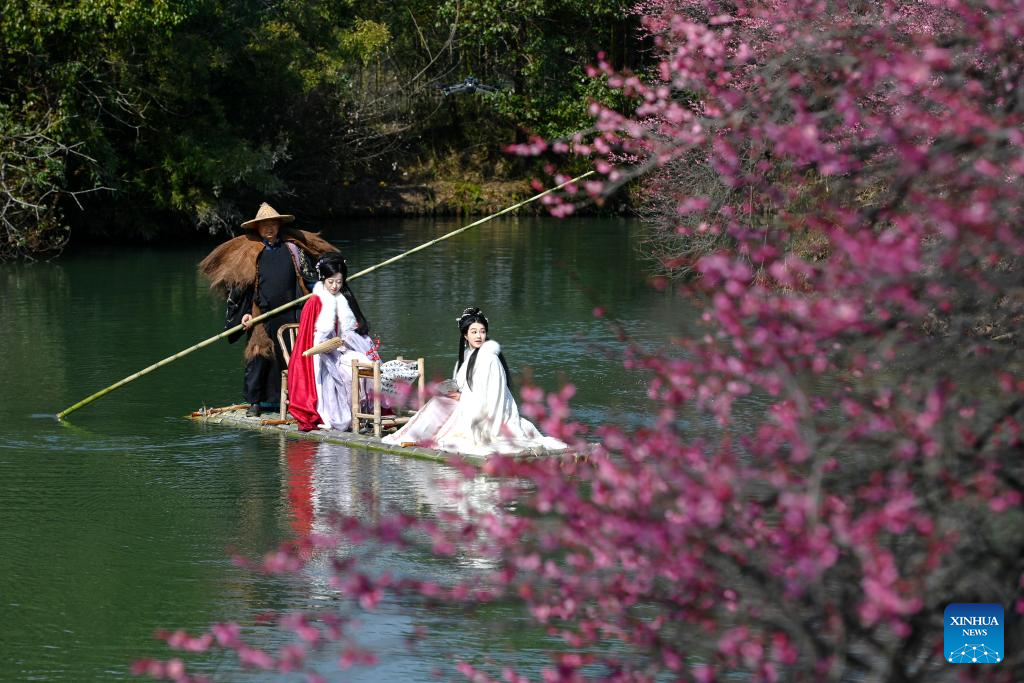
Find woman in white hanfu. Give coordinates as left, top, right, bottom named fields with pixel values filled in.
left=288, top=253, right=378, bottom=432
left=383, top=307, right=567, bottom=456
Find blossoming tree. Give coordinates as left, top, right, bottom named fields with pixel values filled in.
left=137, top=1, right=1023, bottom=681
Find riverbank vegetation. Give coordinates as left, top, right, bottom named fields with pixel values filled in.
left=0, top=0, right=643, bottom=259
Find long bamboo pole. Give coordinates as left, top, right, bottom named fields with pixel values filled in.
left=55, top=171, right=594, bottom=419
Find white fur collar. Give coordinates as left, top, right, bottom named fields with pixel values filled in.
left=313, top=281, right=357, bottom=335
left=463, top=339, right=500, bottom=361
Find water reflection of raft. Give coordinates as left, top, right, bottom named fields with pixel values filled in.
left=186, top=405, right=566, bottom=465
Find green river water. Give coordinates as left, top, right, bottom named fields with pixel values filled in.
left=0, top=216, right=695, bottom=681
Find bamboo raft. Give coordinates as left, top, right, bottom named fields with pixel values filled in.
left=187, top=406, right=461, bottom=463
left=186, top=405, right=568, bottom=465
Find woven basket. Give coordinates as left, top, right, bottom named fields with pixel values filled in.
left=302, top=336, right=344, bottom=357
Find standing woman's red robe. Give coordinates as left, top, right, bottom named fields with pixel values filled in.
left=287, top=296, right=324, bottom=431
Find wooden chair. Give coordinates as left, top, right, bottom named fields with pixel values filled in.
left=350, top=356, right=426, bottom=437
left=276, top=323, right=301, bottom=419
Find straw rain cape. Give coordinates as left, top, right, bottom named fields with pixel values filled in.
left=198, top=229, right=335, bottom=360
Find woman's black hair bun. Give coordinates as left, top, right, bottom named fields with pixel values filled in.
left=456, top=306, right=487, bottom=326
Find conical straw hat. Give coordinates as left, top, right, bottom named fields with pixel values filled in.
left=302, top=336, right=344, bottom=357
left=241, top=202, right=295, bottom=230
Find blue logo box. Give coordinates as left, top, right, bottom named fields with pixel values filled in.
left=944, top=603, right=1004, bottom=663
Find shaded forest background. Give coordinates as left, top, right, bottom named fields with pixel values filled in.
left=0, top=0, right=644, bottom=259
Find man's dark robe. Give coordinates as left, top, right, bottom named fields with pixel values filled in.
left=199, top=229, right=335, bottom=405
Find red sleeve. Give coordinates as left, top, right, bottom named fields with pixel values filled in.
left=287, top=296, right=323, bottom=431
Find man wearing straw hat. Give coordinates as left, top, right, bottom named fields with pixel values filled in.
left=199, top=203, right=337, bottom=417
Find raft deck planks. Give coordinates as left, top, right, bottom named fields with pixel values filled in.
left=187, top=407, right=541, bottom=464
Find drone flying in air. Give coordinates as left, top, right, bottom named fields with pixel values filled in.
left=438, top=76, right=500, bottom=96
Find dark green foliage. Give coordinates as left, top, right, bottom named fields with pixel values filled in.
left=0, top=0, right=643, bottom=258
left=433, top=0, right=638, bottom=138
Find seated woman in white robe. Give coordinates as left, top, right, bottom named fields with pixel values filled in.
left=383, top=307, right=567, bottom=456
left=288, top=253, right=378, bottom=432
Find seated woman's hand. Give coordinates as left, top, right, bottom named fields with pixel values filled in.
left=434, top=378, right=459, bottom=398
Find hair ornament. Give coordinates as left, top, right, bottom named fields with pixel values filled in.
left=457, top=306, right=487, bottom=326
left=315, top=252, right=348, bottom=281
